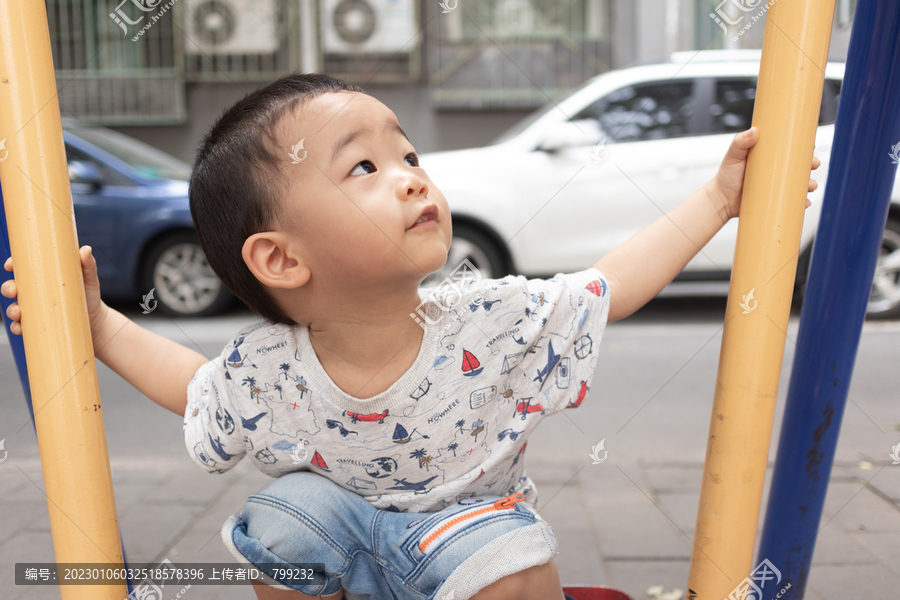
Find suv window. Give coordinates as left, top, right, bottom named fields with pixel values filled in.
left=710, top=79, right=757, bottom=133
left=572, top=80, right=696, bottom=142
left=706, top=77, right=843, bottom=134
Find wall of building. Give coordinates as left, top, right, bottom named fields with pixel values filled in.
left=113, top=82, right=535, bottom=164
left=112, top=0, right=854, bottom=164
left=611, top=0, right=852, bottom=64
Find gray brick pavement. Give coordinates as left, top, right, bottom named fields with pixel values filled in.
left=3, top=458, right=900, bottom=599
left=2, top=314, right=898, bottom=599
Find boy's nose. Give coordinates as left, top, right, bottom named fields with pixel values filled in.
left=402, top=176, right=428, bottom=199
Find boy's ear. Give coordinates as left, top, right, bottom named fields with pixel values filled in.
left=241, top=232, right=310, bottom=289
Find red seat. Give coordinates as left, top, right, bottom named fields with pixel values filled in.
left=563, top=586, right=634, bottom=600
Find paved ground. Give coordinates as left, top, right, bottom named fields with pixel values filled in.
left=1, top=296, right=898, bottom=600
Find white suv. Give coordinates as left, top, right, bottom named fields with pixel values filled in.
left=420, top=50, right=900, bottom=319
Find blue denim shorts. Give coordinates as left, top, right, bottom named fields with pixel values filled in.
left=221, top=471, right=559, bottom=600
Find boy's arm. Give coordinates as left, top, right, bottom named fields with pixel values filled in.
left=593, top=128, right=811, bottom=324
left=92, top=306, right=211, bottom=416
left=594, top=180, right=729, bottom=324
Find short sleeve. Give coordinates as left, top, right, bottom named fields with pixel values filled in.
left=183, top=341, right=247, bottom=473
left=508, top=267, right=611, bottom=416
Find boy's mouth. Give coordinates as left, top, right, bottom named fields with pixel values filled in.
left=409, top=205, right=439, bottom=230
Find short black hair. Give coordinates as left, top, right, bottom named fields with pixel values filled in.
left=189, top=72, right=365, bottom=324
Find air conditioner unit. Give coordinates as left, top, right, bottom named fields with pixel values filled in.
left=184, top=0, right=279, bottom=55
left=322, top=0, right=420, bottom=54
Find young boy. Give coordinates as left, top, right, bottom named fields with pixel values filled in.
left=3, top=73, right=818, bottom=600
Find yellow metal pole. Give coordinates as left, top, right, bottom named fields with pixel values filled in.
left=686, top=1, right=836, bottom=597
left=0, top=1, right=128, bottom=599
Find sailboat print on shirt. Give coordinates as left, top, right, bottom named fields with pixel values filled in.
left=227, top=346, right=244, bottom=368
left=226, top=335, right=257, bottom=368
left=586, top=279, right=607, bottom=297
left=393, top=423, right=431, bottom=443
left=310, top=450, right=330, bottom=472
left=461, top=349, right=483, bottom=377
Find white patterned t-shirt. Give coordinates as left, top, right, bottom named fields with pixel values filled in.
left=183, top=267, right=611, bottom=514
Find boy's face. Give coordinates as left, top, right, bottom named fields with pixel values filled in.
left=273, top=91, right=452, bottom=286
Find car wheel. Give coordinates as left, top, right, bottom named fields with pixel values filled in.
left=867, top=217, right=900, bottom=319
left=421, top=224, right=508, bottom=288
left=140, top=231, right=235, bottom=317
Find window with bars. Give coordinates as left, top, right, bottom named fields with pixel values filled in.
left=425, top=0, right=613, bottom=110
left=49, top=0, right=185, bottom=124
left=48, top=0, right=305, bottom=124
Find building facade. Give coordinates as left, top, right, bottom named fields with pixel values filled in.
left=52, top=0, right=855, bottom=160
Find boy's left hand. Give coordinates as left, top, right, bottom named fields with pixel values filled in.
left=705, top=126, right=821, bottom=222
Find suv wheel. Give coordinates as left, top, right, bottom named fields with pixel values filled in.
left=868, top=218, right=900, bottom=319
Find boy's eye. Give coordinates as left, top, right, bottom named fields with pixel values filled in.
left=348, top=153, right=418, bottom=176
left=349, top=160, right=376, bottom=176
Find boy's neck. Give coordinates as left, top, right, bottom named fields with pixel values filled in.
left=299, top=286, right=428, bottom=397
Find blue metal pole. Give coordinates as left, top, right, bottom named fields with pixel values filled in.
left=756, top=0, right=900, bottom=597
left=0, top=186, right=35, bottom=427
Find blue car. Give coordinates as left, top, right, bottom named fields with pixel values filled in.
left=62, top=119, right=236, bottom=317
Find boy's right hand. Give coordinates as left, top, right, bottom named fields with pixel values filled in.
left=2, top=245, right=109, bottom=341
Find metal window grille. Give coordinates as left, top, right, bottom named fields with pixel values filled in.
left=425, top=0, right=613, bottom=110
left=46, top=0, right=612, bottom=123
left=47, top=0, right=304, bottom=124
left=49, top=0, right=187, bottom=125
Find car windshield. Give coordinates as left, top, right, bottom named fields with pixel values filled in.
left=64, top=124, right=191, bottom=181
